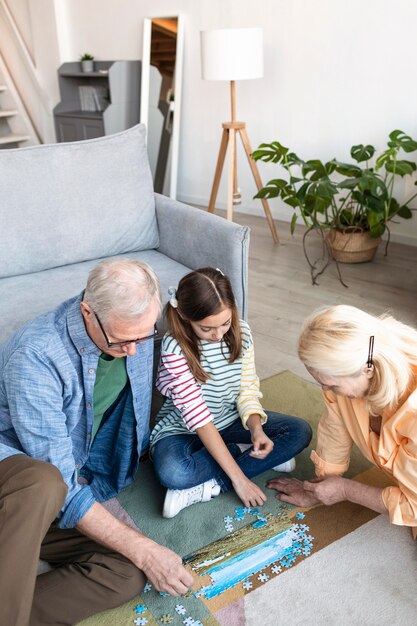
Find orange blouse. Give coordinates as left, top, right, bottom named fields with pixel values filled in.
left=311, top=382, right=417, bottom=526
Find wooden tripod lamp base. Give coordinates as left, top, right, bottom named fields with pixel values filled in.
left=200, top=28, right=279, bottom=243
left=207, top=118, right=279, bottom=243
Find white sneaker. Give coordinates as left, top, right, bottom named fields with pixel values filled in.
left=162, top=478, right=221, bottom=518
left=272, top=457, right=296, bottom=473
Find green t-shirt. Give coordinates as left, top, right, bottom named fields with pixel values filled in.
left=92, top=353, right=128, bottom=440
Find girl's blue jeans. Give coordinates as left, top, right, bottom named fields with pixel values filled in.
left=152, top=411, right=312, bottom=492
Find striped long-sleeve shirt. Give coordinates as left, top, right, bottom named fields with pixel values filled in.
left=150, top=320, right=267, bottom=449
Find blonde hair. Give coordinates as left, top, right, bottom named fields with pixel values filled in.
left=83, top=258, right=161, bottom=323
left=298, top=305, right=417, bottom=416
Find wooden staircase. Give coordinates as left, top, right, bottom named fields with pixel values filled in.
left=0, top=51, right=39, bottom=149
left=0, top=77, right=30, bottom=148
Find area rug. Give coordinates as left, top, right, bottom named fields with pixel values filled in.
left=78, top=371, right=410, bottom=626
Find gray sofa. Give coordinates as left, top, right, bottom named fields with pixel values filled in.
left=0, top=124, right=249, bottom=349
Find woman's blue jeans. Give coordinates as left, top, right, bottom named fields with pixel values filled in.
left=152, top=411, right=312, bottom=493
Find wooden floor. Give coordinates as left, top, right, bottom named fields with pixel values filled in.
left=218, top=210, right=417, bottom=384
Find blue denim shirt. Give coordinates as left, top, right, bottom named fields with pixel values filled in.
left=0, top=293, right=153, bottom=528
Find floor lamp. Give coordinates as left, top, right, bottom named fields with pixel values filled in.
left=200, top=27, right=279, bottom=243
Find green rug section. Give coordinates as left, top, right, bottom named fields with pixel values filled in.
left=78, top=370, right=371, bottom=626
left=260, top=370, right=371, bottom=479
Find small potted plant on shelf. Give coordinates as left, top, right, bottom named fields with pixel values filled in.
left=80, top=53, right=95, bottom=73
left=252, top=130, right=417, bottom=286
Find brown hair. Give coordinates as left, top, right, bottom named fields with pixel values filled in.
left=165, top=267, right=242, bottom=383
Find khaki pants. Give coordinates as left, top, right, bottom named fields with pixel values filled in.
left=0, top=455, right=145, bottom=626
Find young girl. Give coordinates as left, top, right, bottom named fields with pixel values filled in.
left=150, top=267, right=312, bottom=518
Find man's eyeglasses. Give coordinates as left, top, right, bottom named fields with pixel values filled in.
left=94, top=312, right=158, bottom=348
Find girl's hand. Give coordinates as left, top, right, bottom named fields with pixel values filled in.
left=246, top=414, right=274, bottom=460
left=266, top=476, right=346, bottom=507
left=249, top=429, right=274, bottom=459
left=232, top=475, right=267, bottom=507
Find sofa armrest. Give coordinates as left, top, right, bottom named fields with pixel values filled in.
left=155, top=193, right=250, bottom=319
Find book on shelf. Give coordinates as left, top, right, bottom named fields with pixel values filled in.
left=78, top=86, right=108, bottom=112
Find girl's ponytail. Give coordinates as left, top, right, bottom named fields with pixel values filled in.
left=164, top=301, right=208, bottom=383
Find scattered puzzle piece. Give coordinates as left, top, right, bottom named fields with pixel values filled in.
left=175, top=605, right=186, bottom=616
left=296, top=512, right=305, bottom=519
left=271, top=564, right=282, bottom=574
left=134, top=618, right=148, bottom=626
left=134, top=604, right=147, bottom=614
left=252, top=520, right=267, bottom=529
left=258, top=573, right=269, bottom=583
left=143, top=582, right=152, bottom=593
left=183, top=618, right=194, bottom=626
left=242, top=579, right=253, bottom=590
left=160, top=615, right=173, bottom=624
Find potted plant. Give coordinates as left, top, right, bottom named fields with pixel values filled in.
left=80, top=53, right=95, bottom=73
left=252, top=130, right=417, bottom=286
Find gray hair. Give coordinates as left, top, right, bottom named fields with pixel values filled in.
left=83, top=258, right=161, bottom=323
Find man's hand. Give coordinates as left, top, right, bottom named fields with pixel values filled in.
left=232, top=474, right=267, bottom=507
left=76, top=502, right=194, bottom=597
left=138, top=539, right=194, bottom=596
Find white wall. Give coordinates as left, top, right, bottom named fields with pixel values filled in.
left=28, top=0, right=417, bottom=244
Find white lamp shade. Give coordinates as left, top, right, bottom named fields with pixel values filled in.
left=200, top=27, right=263, bottom=81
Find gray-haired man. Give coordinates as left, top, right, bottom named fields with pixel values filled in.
left=0, top=258, right=193, bottom=626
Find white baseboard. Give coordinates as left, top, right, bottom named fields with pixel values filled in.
left=177, top=193, right=417, bottom=248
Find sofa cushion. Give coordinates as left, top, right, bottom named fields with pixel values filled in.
left=0, top=251, right=190, bottom=345
left=0, top=124, right=159, bottom=279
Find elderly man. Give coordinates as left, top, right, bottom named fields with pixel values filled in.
left=0, top=258, right=193, bottom=626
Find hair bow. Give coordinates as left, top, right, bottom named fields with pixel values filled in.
left=168, top=286, right=178, bottom=309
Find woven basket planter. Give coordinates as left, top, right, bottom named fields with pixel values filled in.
left=326, top=229, right=382, bottom=264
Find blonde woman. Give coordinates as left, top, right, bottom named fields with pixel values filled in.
left=267, top=305, right=417, bottom=535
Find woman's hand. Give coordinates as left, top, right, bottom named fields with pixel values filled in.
left=266, top=476, right=347, bottom=507
left=247, top=414, right=274, bottom=459
left=232, top=474, right=267, bottom=507
left=267, top=477, right=321, bottom=507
